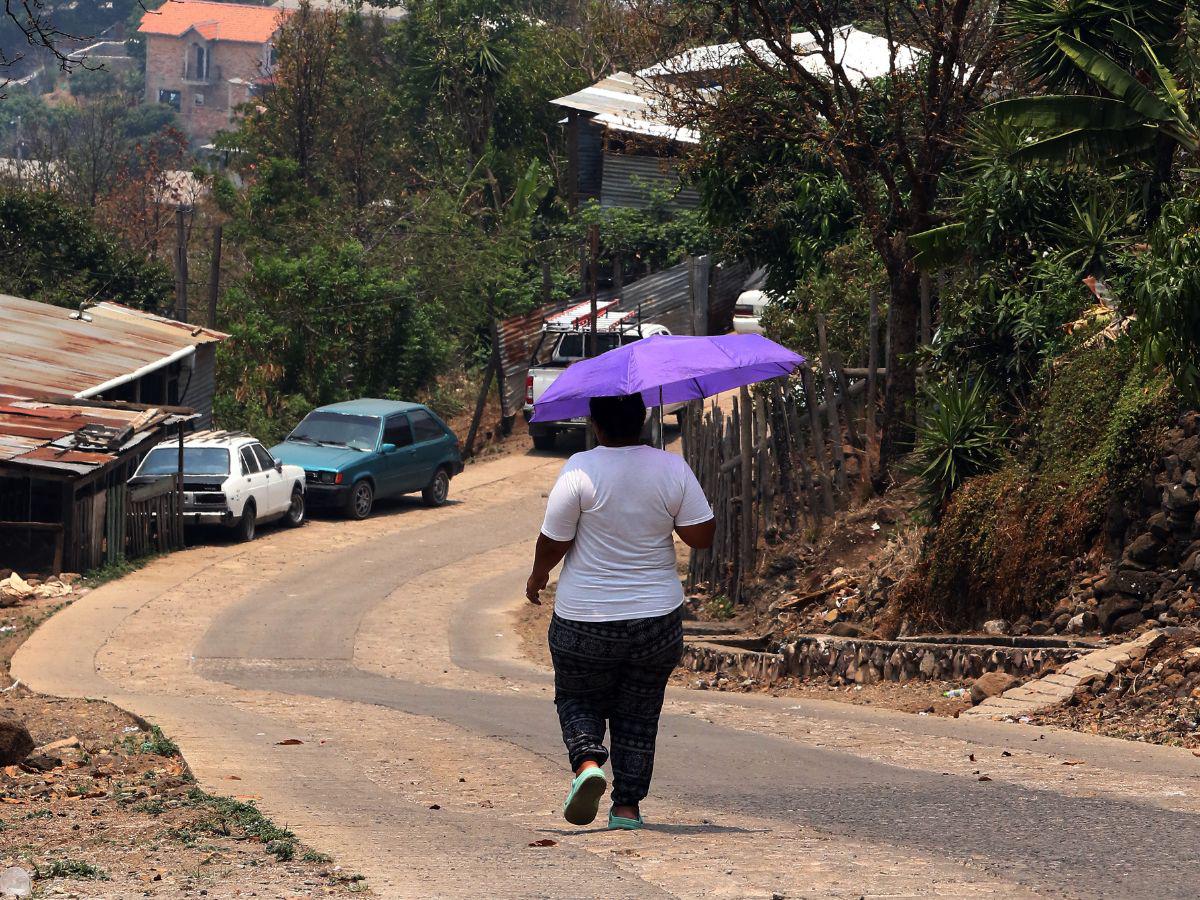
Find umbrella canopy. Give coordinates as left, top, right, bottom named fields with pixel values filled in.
left=531, top=333, right=805, bottom=422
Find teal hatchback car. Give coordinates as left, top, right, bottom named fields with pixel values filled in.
left=272, top=399, right=463, bottom=519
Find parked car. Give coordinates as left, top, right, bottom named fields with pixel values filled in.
left=522, top=301, right=685, bottom=451
left=272, top=399, right=463, bottom=520
left=129, top=431, right=306, bottom=542
left=732, top=289, right=771, bottom=334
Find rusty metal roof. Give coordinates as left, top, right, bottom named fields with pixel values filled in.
left=0, top=393, right=192, bottom=478
left=0, top=294, right=227, bottom=400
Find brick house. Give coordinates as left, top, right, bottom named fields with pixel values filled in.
left=139, top=1, right=288, bottom=146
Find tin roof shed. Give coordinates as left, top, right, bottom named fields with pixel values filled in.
left=0, top=294, right=226, bottom=401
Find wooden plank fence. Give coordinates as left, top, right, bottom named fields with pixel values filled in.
left=125, top=476, right=184, bottom=560
left=682, top=359, right=878, bottom=604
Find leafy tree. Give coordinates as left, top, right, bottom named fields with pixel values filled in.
left=692, top=75, right=856, bottom=296
left=216, top=239, right=449, bottom=441
left=1131, top=193, right=1200, bottom=403
left=0, top=189, right=172, bottom=310
left=656, top=1, right=1007, bottom=473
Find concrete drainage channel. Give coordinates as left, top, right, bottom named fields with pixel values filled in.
left=681, top=630, right=1101, bottom=687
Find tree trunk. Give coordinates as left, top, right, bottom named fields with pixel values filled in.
left=879, top=263, right=921, bottom=479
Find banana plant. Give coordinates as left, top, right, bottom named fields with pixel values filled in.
left=988, top=19, right=1200, bottom=164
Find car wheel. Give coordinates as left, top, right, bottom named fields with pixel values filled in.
left=236, top=500, right=257, bottom=542
left=532, top=432, right=556, bottom=451
left=284, top=487, right=305, bottom=527
left=422, top=468, right=450, bottom=507
left=346, top=480, right=374, bottom=520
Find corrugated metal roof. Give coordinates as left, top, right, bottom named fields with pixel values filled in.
left=637, top=25, right=919, bottom=83
left=0, top=394, right=188, bottom=477
left=551, top=73, right=700, bottom=145
left=0, top=294, right=227, bottom=400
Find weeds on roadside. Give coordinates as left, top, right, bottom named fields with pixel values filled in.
left=302, top=850, right=333, bottom=864
left=81, top=554, right=162, bottom=589
left=35, top=858, right=109, bottom=880
left=183, top=789, right=297, bottom=861
left=123, top=725, right=180, bottom=757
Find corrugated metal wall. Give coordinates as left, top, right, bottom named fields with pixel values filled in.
left=183, top=344, right=217, bottom=428
left=577, top=118, right=604, bottom=201
left=600, top=153, right=700, bottom=211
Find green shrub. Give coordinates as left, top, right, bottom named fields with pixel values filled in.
left=898, top=341, right=1178, bottom=627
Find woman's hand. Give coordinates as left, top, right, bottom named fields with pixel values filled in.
left=526, top=570, right=548, bottom=604
left=526, top=533, right=574, bottom=606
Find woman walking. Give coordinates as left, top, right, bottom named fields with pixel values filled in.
left=526, top=394, right=715, bottom=830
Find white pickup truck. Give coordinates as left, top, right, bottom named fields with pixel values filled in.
left=522, top=300, right=685, bottom=451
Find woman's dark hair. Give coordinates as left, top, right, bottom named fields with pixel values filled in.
left=589, top=394, right=646, bottom=441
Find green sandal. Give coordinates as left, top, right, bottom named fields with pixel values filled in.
left=607, top=810, right=643, bottom=830
left=562, top=767, right=607, bottom=825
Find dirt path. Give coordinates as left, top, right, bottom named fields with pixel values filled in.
left=13, top=448, right=1200, bottom=899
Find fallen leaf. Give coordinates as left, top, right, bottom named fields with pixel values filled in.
left=968, top=754, right=975, bottom=762
left=225, top=775, right=242, bottom=780
left=1001, top=751, right=1012, bottom=757
left=978, top=775, right=992, bottom=782
left=1061, top=760, right=1085, bottom=766
left=275, top=739, right=303, bottom=746
left=428, top=804, right=441, bottom=810
left=529, top=839, right=557, bottom=847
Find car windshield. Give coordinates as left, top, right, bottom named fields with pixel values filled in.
left=139, top=447, right=229, bottom=476
left=555, top=332, right=636, bottom=359
left=287, top=412, right=379, bottom=450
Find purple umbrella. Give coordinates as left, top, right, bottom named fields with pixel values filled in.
left=530, top=333, right=805, bottom=423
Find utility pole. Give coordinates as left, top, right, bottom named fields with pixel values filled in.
left=174, top=207, right=190, bottom=323
left=207, top=224, right=223, bottom=329
left=586, top=223, right=600, bottom=450
left=587, top=223, right=599, bottom=358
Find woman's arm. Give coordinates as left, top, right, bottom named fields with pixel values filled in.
left=526, top=533, right=574, bottom=603
left=675, top=518, right=715, bottom=550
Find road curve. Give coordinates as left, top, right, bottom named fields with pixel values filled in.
left=15, top=449, right=1200, bottom=899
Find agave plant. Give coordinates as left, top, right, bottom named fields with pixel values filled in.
left=912, top=379, right=1008, bottom=515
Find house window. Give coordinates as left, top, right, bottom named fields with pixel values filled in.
left=158, top=89, right=181, bottom=110
left=194, top=92, right=205, bottom=106
left=194, top=43, right=208, bottom=79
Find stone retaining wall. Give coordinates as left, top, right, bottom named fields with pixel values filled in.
left=682, top=634, right=1096, bottom=687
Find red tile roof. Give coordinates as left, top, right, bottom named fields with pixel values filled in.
left=138, top=1, right=287, bottom=44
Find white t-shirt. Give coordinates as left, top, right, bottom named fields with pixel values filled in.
left=540, top=445, right=714, bottom=622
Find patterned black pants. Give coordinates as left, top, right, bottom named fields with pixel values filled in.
left=548, top=606, right=684, bottom=807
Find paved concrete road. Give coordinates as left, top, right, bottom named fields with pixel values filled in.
left=15, top=449, right=1200, bottom=899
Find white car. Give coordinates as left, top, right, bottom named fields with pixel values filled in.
left=130, top=431, right=306, bottom=541
left=732, top=289, right=770, bottom=334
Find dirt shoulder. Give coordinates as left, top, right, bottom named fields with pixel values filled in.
left=0, top=591, right=364, bottom=898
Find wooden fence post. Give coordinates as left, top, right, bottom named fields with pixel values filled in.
left=799, top=365, right=836, bottom=516
left=815, top=313, right=847, bottom=492
left=866, top=290, right=880, bottom=481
